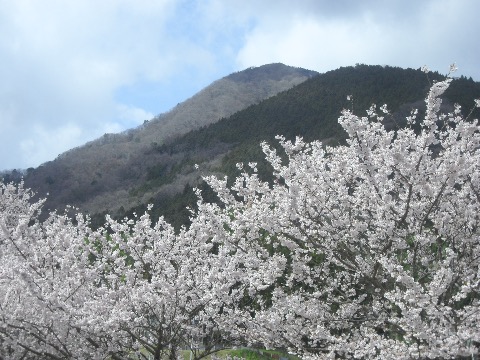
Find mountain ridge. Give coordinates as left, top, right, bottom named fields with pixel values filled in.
left=21, top=63, right=318, bottom=214
left=100, top=64, right=480, bottom=228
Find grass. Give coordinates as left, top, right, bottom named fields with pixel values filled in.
left=180, top=348, right=300, bottom=360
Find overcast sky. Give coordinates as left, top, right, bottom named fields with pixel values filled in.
left=1, top=0, right=479, bottom=170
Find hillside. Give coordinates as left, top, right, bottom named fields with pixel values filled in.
left=21, top=64, right=480, bottom=228
left=22, top=63, right=317, bottom=216
left=110, top=65, right=480, bottom=229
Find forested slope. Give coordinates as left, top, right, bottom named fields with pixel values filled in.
left=117, top=65, right=480, bottom=229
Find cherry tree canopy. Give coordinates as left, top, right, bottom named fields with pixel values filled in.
left=203, top=75, right=480, bottom=359
left=1, top=71, right=479, bottom=359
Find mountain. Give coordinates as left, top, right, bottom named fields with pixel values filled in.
left=20, top=64, right=480, bottom=228
left=22, top=64, right=317, bottom=216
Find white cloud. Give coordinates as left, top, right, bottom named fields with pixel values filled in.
left=0, top=0, right=479, bottom=170
left=234, top=0, right=480, bottom=77
left=237, top=17, right=377, bottom=71
left=116, top=104, right=155, bottom=127
left=0, top=0, right=223, bottom=170
left=19, top=123, right=83, bottom=168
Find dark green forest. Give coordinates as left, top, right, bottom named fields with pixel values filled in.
left=103, top=65, right=480, bottom=229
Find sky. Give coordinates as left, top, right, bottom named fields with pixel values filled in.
left=1, top=0, right=479, bottom=171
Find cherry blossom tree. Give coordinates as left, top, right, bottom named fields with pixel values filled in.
left=1, top=69, right=479, bottom=359
left=79, top=206, right=253, bottom=360
left=0, top=182, right=106, bottom=358
left=0, top=182, right=256, bottom=359
left=202, top=75, right=480, bottom=359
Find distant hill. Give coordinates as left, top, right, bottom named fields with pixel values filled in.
left=114, top=65, right=479, bottom=227
left=22, top=64, right=317, bottom=216
left=19, top=64, right=480, bottom=229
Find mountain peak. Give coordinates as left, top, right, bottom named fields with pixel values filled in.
left=227, top=63, right=317, bottom=83
left=24, top=63, right=318, bottom=215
